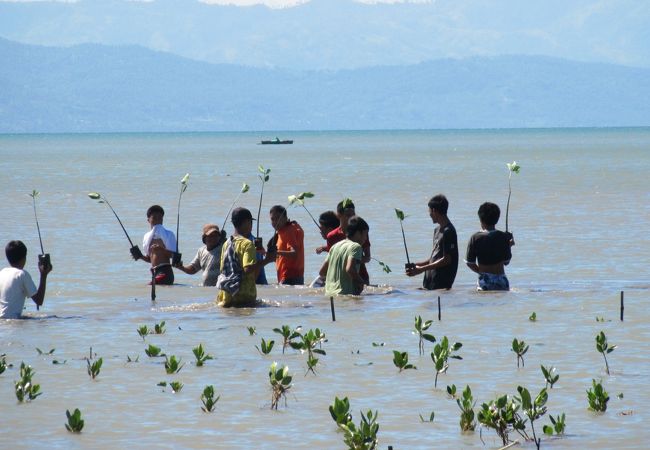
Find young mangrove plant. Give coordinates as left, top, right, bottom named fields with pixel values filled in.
left=543, top=413, right=566, bottom=436
left=256, top=338, right=275, bottom=355
left=512, top=338, right=529, bottom=368
left=288, top=192, right=320, bottom=230
left=419, top=411, right=435, bottom=423
left=340, top=409, right=380, bottom=450
left=290, top=328, right=327, bottom=375
left=126, top=355, right=139, bottom=363
left=65, top=408, right=84, bottom=433
left=505, top=161, right=521, bottom=232
left=174, top=173, right=190, bottom=261
left=0, top=354, right=7, bottom=374
left=29, top=190, right=50, bottom=308
left=222, top=182, right=250, bottom=231
left=430, top=336, right=462, bottom=388
left=269, top=361, right=292, bottom=410
left=164, top=355, right=184, bottom=374
left=36, top=347, right=55, bottom=355
left=587, top=379, right=609, bottom=412
left=529, top=312, right=537, bottom=322
left=137, top=325, right=150, bottom=340
left=247, top=326, right=257, bottom=336
left=192, top=343, right=214, bottom=367
left=201, top=385, right=220, bottom=412
left=395, top=208, right=413, bottom=269
left=371, top=257, right=392, bottom=274
left=392, top=350, right=416, bottom=372
left=446, top=384, right=457, bottom=398
left=541, top=365, right=559, bottom=389
left=477, top=394, right=521, bottom=446
left=145, top=344, right=163, bottom=357
left=14, top=362, right=41, bottom=402
left=457, top=385, right=476, bottom=432
left=413, top=315, right=436, bottom=356
left=329, top=396, right=352, bottom=427
left=515, top=386, right=548, bottom=449
left=88, top=192, right=140, bottom=256
left=169, top=381, right=184, bottom=393
left=596, top=330, right=616, bottom=375
left=273, top=324, right=302, bottom=354
left=255, top=165, right=271, bottom=240
left=86, top=357, right=103, bottom=380
left=153, top=321, right=166, bottom=335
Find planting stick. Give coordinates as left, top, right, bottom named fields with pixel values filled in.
left=330, top=296, right=336, bottom=322
left=438, top=296, right=441, bottom=321
left=620, top=291, right=624, bottom=321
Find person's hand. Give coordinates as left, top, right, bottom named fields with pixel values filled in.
left=172, top=259, right=183, bottom=268
left=505, top=231, right=515, bottom=247
left=405, top=265, right=422, bottom=277
left=38, top=259, right=52, bottom=275
left=130, top=245, right=143, bottom=260
left=315, top=246, right=326, bottom=255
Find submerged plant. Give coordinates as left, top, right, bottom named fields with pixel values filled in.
left=145, top=344, right=163, bottom=357
left=164, top=355, right=184, bottom=374
left=371, top=257, right=392, bottom=274
left=543, top=413, right=566, bottom=436
left=201, top=385, right=220, bottom=412
left=477, top=394, right=520, bottom=446
left=330, top=396, right=352, bottom=426
left=247, top=326, right=257, bottom=336
left=126, top=355, right=139, bottom=363
left=0, top=354, right=7, bottom=374
left=457, top=385, right=476, bottom=432
left=169, top=381, right=184, bottom=393
left=394, top=208, right=412, bottom=267
left=596, top=331, right=616, bottom=375
left=222, top=182, right=250, bottom=231
left=256, top=338, right=275, bottom=355
left=86, top=357, right=103, bottom=380
left=431, top=336, right=462, bottom=388
left=529, top=312, right=537, bottom=322
left=153, top=321, right=166, bottom=335
left=505, top=161, right=521, bottom=232
left=192, top=343, right=213, bottom=367
left=587, top=379, right=609, bottom=412
left=340, top=409, right=380, bottom=450
left=541, top=365, right=559, bottom=389
left=413, top=315, right=436, bottom=356
left=36, top=347, right=55, bottom=355
left=446, top=384, right=457, bottom=398
left=14, top=362, right=41, bottom=402
left=515, top=386, right=548, bottom=449
left=419, top=411, right=435, bottom=423
left=290, top=328, right=327, bottom=375
left=392, top=350, right=416, bottom=372
left=273, top=324, right=302, bottom=354
left=137, top=325, right=150, bottom=340
left=512, top=338, right=529, bottom=368
left=288, top=191, right=320, bottom=230
left=269, top=362, right=292, bottom=410
left=65, top=408, right=84, bottom=433
left=255, top=165, right=271, bottom=238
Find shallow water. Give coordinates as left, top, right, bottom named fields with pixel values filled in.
left=1, top=128, right=649, bottom=448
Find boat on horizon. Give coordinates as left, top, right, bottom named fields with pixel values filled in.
left=260, top=137, right=293, bottom=145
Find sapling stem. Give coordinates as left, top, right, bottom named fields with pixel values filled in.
left=395, top=208, right=411, bottom=264
left=505, top=161, right=520, bottom=233
left=88, top=193, right=135, bottom=247
left=29, top=191, right=45, bottom=254
left=288, top=192, right=320, bottom=230
left=620, top=291, right=624, bottom=321
left=176, top=173, right=190, bottom=253
left=256, top=166, right=271, bottom=238
left=222, top=183, right=250, bottom=231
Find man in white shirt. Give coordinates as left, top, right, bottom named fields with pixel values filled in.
left=0, top=240, right=52, bottom=319
left=133, top=205, right=177, bottom=285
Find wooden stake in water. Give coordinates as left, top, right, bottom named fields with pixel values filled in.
left=438, top=296, right=441, bottom=321
left=620, top=291, right=624, bottom=321
left=330, top=296, right=336, bottom=322
left=151, top=272, right=156, bottom=301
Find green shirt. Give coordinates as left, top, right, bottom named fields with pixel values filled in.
left=217, top=236, right=257, bottom=307
left=325, top=239, right=363, bottom=296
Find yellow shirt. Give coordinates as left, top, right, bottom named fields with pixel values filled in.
left=216, top=236, right=258, bottom=307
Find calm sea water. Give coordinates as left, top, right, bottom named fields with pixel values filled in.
left=0, top=128, right=649, bottom=449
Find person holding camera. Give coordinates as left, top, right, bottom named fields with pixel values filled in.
left=174, top=223, right=225, bottom=286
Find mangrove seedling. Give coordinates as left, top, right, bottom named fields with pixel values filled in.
left=137, top=325, right=149, bottom=340
left=222, top=182, right=250, bottom=231
left=587, top=379, right=609, bottom=412
left=395, top=208, right=413, bottom=269
left=419, top=411, right=435, bottom=423
left=477, top=394, right=521, bottom=446
left=371, top=257, right=392, bottom=274
left=247, top=326, right=257, bottom=336
left=512, top=338, right=529, bottom=368
left=145, top=344, right=162, bottom=357
left=164, top=355, right=184, bottom=374
left=543, top=413, right=566, bottom=436
left=290, top=328, right=327, bottom=375
left=414, top=315, right=436, bottom=355
left=87, top=192, right=139, bottom=254
left=446, top=384, right=457, bottom=398
left=86, top=357, right=103, bottom=380
left=430, top=336, right=462, bottom=388
left=0, top=354, right=7, bottom=374
left=596, top=331, right=616, bottom=375
left=269, top=361, right=292, bottom=410
left=273, top=324, right=302, bottom=354
left=126, top=355, right=139, bottom=363
left=340, top=409, right=379, bottom=450
left=174, top=173, right=190, bottom=259
left=14, top=362, right=41, bottom=402
left=288, top=192, right=320, bottom=230
left=457, top=385, right=476, bottom=432
left=65, top=408, right=84, bottom=433
left=392, top=350, right=416, bottom=372
left=541, top=365, right=559, bottom=389
left=170, top=381, right=184, bottom=393
left=515, top=386, right=548, bottom=449
left=201, top=385, right=220, bottom=412
left=529, top=312, right=537, bottom=322
left=256, top=338, right=275, bottom=355
left=29, top=190, right=50, bottom=309
left=157, top=381, right=167, bottom=387
left=505, top=161, right=521, bottom=232
left=153, top=321, right=166, bottom=335
left=192, top=343, right=213, bottom=366
left=255, top=165, right=271, bottom=239
left=36, top=347, right=55, bottom=355
left=329, top=396, right=352, bottom=427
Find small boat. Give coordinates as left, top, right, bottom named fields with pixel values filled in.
left=260, top=137, right=293, bottom=145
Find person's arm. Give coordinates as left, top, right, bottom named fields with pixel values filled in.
left=345, top=255, right=365, bottom=290
left=407, top=254, right=453, bottom=276
left=362, top=239, right=371, bottom=263
left=31, top=260, right=52, bottom=308
left=319, top=259, right=329, bottom=278
left=175, top=250, right=202, bottom=274
left=465, top=235, right=480, bottom=273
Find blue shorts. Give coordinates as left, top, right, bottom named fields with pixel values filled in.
left=478, top=273, right=509, bottom=291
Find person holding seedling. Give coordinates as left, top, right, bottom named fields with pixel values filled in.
left=269, top=205, right=305, bottom=285
left=406, top=194, right=459, bottom=290
left=216, top=207, right=276, bottom=307
left=326, top=200, right=371, bottom=284
left=173, top=223, right=225, bottom=286
left=465, top=202, right=514, bottom=291
left=0, top=240, right=52, bottom=319
left=319, top=216, right=369, bottom=296
left=315, top=210, right=339, bottom=254
left=134, top=205, right=177, bottom=285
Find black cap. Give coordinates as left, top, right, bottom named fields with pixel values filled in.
left=231, top=207, right=255, bottom=228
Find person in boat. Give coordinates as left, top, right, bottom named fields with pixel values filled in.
left=319, top=216, right=369, bottom=296
left=216, top=207, right=275, bottom=307
left=406, top=194, right=458, bottom=290
left=173, top=223, right=225, bottom=286
left=133, top=205, right=177, bottom=285
left=465, top=202, right=514, bottom=291
left=269, top=205, right=304, bottom=285
left=0, top=240, right=52, bottom=319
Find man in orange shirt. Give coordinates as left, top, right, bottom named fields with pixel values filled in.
left=269, top=205, right=304, bottom=285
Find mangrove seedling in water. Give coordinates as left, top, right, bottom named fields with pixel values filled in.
left=273, top=324, right=302, bottom=354
left=247, top=326, right=256, bottom=336
left=457, top=385, right=476, bottom=432
left=596, top=331, right=616, bottom=375
left=512, top=338, right=529, bottom=368
left=256, top=338, right=275, bottom=355
left=36, top=347, right=55, bottom=355
left=329, top=396, right=352, bottom=426
left=587, top=379, right=609, bottom=412
left=269, top=361, right=292, bottom=410
left=413, top=315, right=436, bottom=355
left=0, top=354, right=7, bottom=374
left=419, top=411, right=435, bottom=423
left=543, top=413, right=566, bottom=436
left=529, top=312, right=537, bottom=322
left=153, top=321, right=166, bottom=335
left=65, top=408, right=84, bottom=433
left=164, top=355, right=184, bottom=374
left=137, top=325, right=150, bottom=340
left=392, top=350, right=416, bottom=372
left=255, top=165, right=271, bottom=238
left=505, top=161, right=521, bottom=232
left=515, top=386, right=548, bottom=449
left=430, top=336, right=462, bottom=388
left=340, top=409, right=379, bottom=450
left=192, top=343, right=213, bottom=366
left=170, top=381, right=184, bottom=393
left=201, top=385, right=220, bottom=412
left=395, top=208, right=412, bottom=268
left=371, top=257, right=392, bottom=274
left=87, top=357, right=103, bottom=380
left=126, top=355, right=139, bottom=363
left=288, top=192, right=320, bottom=230
left=477, top=394, right=521, bottom=446
left=446, top=384, right=457, bottom=398
left=290, top=328, right=327, bottom=375
left=14, top=362, right=41, bottom=402
left=145, top=344, right=163, bottom=357
left=222, top=182, right=250, bottom=231
left=174, top=173, right=190, bottom=258
left=541, top=365, right=559, bottom=389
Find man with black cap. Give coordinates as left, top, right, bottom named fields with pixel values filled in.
left=216, top=208, right=275, bottom=307
left=174, top=223, right=225, bottom=286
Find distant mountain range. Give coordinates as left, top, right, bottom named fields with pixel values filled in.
left=1, top=38, right=649, bottom=132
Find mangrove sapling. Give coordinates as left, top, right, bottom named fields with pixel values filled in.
left=512, top=338, right=529, bottom=368
left=288, top=192, right=320, bottom=230
left=222, top=182, right=250, bottom=231
left=164, top=355, right=184, bottom=374
left=413, top=315, right=436, bottom=356
left=137, top=325, right=150, bottom=340
left=329, top=396, right=352, bottom=427
left=87, top=192, right=142, bottom=258
left=395, top=208, right=413, bottom=270
left=153, top=321, right=166, bottom=335
left=65, top=408, right=84, bottom=433
left=529, top=312, right=537, bottom=322
left=392, top=350, right=416, bottom=372
left=172, top=173, right=190, bottom=265
left=126, top=355, right=139, bottom=363
left=446, top=384, right=457, bottom=398
left=430, top=336, right=462, bottom=388
left=505, top=161, right=521, bottom=232
left=201, top=385, right=220, bottom=412
left=419, top=411, right=435, bottom=423
left=457, top=385, right=476, bottom=432
left=255, top=165, right=271, bottom=245
left=256, top=338, right=275, bottom=355
left=269, top=362, right=292, bottom=410
left=36, top=347, right=55, bottom=355
left=0, top=354, right=7, bottom=374
left=587, top=379, right=609, bottom=412
left=543, top=413, right=566, bottom=436
left=515, top=386, right=548, bottom=449
left=145, top=344, right=163, bottom=357
left=14, top=362, right=41, bottom=402
left=169, top=381, right=184, bottom=393
left=340, top=409, right=380, bottom=450
left=290, top=328, right=327, bottom=375
left=541, top=365, right=559, bottom=389
left=371, top=257, right=392, bottom=274
left=29, top=190, right=50, bottom=309
left=247, top=326, right=257, bottom=336
left=273, top=324, right=302, bottom=354
left=477, top=394, right=521, bottom=446
left=192, top=343, right=213, bottom=366
left=596, top=331, right=616, bottom=375
left=87, top=357, right=103, bottom=380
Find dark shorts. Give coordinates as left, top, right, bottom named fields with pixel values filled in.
left=150, top=264, right=174, bottom=285
left=280, top=277, right=304, bottom=286
left=478, top=273, right=509, bottom=291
